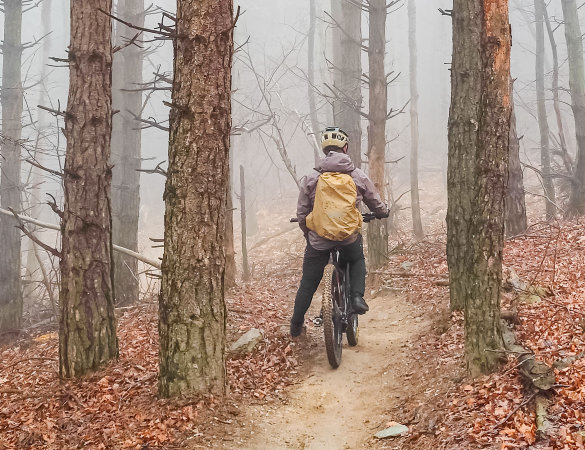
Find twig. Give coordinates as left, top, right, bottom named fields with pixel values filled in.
left=491, top=391, right=538, bottom=430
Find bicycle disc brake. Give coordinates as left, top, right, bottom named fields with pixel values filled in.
left=313, top=310, right=323, bottom=327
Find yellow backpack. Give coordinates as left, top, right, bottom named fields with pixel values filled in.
left=306, top=172, right=363, bottom=241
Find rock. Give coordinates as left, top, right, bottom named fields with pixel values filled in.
left=400, top=261, right=414, bottom=271
left=374, top=424, right=409, bottom=439
left=230, top=328, right=264, bottom=355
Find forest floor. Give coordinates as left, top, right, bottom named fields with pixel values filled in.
left=1, top=199, right=585, bottom=449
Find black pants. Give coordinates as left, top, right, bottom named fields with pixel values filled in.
left=291, top=234, right=366, bottom=325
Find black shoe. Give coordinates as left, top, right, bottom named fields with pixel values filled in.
left=351, top=295, right=369, bottom=314
left=290, top=320, right=304, bottom=337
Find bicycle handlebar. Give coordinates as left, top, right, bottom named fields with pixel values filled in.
left=290, top=212, right=378, bottom=223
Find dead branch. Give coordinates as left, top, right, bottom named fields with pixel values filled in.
left=113, top=32, right=142, bottom=54
left=9, top=207, right=62, bottom=258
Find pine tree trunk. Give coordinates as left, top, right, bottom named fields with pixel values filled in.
left=447, top=0, right=509, bottom=375
left=112, top=0, right=144, bottom=306
left=535, top=0, right=556, bottom=218
left=158, top=0, right=233, bottom=397
left=60, top=0, right=119, bottom=378
left=408, top=0, right=423, bottom=239
left=367, top=0, right=388, bottom=269
left=331, top=0, right=362, bottom=167
left=0, top=0, right=23, bottom=335
left=506, top=79, right=527, bottom=236
left=562, top=0, right=585, bottom=214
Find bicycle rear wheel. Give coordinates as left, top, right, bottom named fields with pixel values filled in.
left=346, top=313, right=359, bottom=347
left=322, top=265, right=342, bottom=368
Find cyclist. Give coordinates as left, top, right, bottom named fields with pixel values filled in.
left=291, top=127, right=389, bottom=337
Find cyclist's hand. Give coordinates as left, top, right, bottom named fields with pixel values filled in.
left=376, top=208, right=390, bottom=219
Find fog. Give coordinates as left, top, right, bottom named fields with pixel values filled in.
left=1, top=0, right=583, bottom=305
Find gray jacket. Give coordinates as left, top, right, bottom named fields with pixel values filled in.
left=296, top=151, right=389, bottom=250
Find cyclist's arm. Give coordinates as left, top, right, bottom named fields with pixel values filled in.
left=296, top=175, right=313, bottom=234
left=353, top=169, right=389, bottom=218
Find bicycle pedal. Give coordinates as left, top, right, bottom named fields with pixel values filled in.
left=312, top=317, right=323, bottom=327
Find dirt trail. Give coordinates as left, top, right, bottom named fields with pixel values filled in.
left=238, top=292, right=431, bottom=449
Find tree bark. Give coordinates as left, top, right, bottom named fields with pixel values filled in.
left=112, top=0, right=144, bottom=306
left=561, top=0, right=585, bottom=214
left=0, top=0, right=24, bottom=336
left=158, top=0, right=233, bottom=397
left=367, top=0, right=388, bottom=269
left=535, top=0, right=556, bottom=218
left=506, top=79, right=528, bottom=236
left=331, top=0, right=362, bottom=167
left=447, top=0, right=509, bottom=375
left=60, top=0, right=118, bottom=378
left=408, top=0, right=424, bottom=239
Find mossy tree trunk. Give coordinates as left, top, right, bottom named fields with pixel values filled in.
left=158, top=0, right=233, bottom=398
left=60, top=0, right=119, bottom=378
left=367, top=0, right=388, bottom=269
left=112, top=0, right=144, bottom=306
left=0, top=0, right=23, bottom=336
left=447, top=0, right=509, bottom=375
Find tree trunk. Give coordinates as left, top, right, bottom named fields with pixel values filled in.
left=0, top=0, right=24, bottom=336
left=408, top=0, right=423, bottom=239
left=308, top=0, right=321, bottom=166
left=240, top=165, right=250, bottom=281
left=535, top=0, right=556, bottom=218
left=562, top=0, right=585, bottom=214
left=447, top=0, right=509, bottom=375
left=158, top=0, right=233, bottom=398
left=60, top=0, right=118, bottom=378
left=544, top=4, right=571, bottom=175
left=506, top=79, right=528, bottom=236
left=112, top=0, right=144, bottom=306
left=224, top=163, right=236, bottom=289
left=24, top=0, right=53, bottom=304
left=366, top=0, right=388, bottom=269
left=331, top=0, right=362, bottom=167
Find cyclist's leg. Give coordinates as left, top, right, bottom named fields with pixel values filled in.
left=292, top=243, right=330, bottom=325
left=339, top=234, right=366, bottom=297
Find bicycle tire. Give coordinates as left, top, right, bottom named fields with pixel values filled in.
left=346, top=313, right=359, bottom=347
left=322, top=265, right=342, bottom=368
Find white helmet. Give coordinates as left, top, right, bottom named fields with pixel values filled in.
left=320, top=127, right=349, bottom=154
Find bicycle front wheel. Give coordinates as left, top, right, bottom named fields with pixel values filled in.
left=322, top=265, right=342, bottom=368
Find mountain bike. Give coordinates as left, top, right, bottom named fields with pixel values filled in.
left=291, top=212, right=377, bottom=368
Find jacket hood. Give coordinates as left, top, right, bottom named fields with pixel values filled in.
left=317, top=151, right=355, bottom=173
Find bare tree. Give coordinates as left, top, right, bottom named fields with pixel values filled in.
left=0, top=0, right=24, bottom=335
left=308, top=0, right=321, bottom=166
left=158, top=0, right=234, bottom=397
left=506, top=79, right=527, bottom=236
left=111, top=0, right=144, bottom=306
left=59, top=0, right=119, bottom=378
left=330, top=0, right=363, bottom=167
left=366, top=0, right=388, bottom=269
left=535, top=0, right=556, bottom=218
left=561, top=0, right=585, bottom=214
left=408, top=0, right=423, bottom=239
left=447, top=0, right=510, bottom=375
